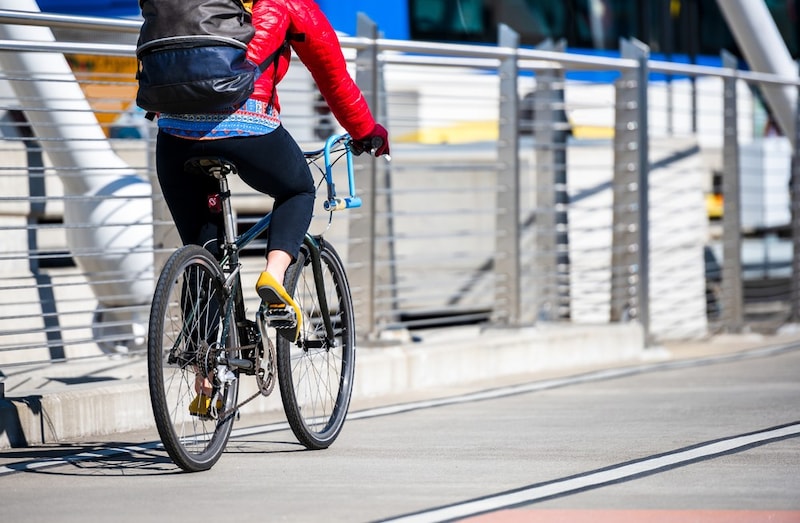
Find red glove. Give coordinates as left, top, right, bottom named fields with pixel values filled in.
left=353, top=124, right=390, bottom=157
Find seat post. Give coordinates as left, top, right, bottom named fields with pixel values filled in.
left=216, top=175, right=238, bottom=248
left=185, top=157, right=241, bottom=257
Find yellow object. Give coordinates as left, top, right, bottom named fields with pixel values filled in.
left=395, top=118, right=612, bottom=144
left=671, top=0, right=681, bottom=18
left=66, top=54, right=138, bottom=136
left=706, top=193, right=724, bottom=219
left=256, top=271, right=302, bottom=341
left=398, top=120, right=498, bottom=144
left=188, top=394, right=221, bottom=417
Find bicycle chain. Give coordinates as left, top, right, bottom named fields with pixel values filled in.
left=217, top=336, right=277, bottom=420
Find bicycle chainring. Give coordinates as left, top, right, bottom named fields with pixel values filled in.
left=255, top=337, right=277, bottom=396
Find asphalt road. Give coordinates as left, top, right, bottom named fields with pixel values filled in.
left=1, top=342, right=799, bottom=523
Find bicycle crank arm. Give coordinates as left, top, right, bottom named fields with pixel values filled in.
left=225, top=357, right=253, bottom=371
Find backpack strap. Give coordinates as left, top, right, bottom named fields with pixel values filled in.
left=261, top=32, right=305, bottom=111
left=258, top=32, right=305, bottom=73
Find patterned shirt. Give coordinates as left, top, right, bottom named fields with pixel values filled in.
left=158, top=99, right=280, bottom=139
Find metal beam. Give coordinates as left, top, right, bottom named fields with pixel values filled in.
left=716, top=0, right=798, bottom=146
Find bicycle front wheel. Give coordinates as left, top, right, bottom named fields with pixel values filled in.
left=147, top=244, right=239, bottom=472
left=277, top=238, right=356, bottom=449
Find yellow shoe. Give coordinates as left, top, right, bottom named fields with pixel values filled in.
left=188, top=394, right=222, bottom=418
left=255, top=271, right=302, bottom=342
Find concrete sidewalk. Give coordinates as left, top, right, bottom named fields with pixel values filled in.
left=2, top=322, right=795, bottom=450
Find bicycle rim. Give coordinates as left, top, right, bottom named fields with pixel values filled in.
left=277, top=239, right=356, bottom=449
left=147, top=245, right=239, bottom=472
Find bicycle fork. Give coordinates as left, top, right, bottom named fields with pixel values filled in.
left=303, top=235, right=338, bottom=349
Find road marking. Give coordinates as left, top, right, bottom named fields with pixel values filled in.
left=460, top=510, right=800, bottom=523
left=378, top=422, right=800, bottom=523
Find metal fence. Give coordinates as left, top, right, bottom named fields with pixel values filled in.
left=1, top=9, right=799, bottom=372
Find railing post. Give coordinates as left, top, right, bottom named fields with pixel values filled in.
left=790, top=69, right=800, bottom=323
left=720, top=50, right=744, bottom=333
left=352, top=14, right=379, bottom=340
left=532, top=39, right=570, bottom=322
left=494, top=24, right=521, bottom=326
left=612, top=38, right=650, bottom=345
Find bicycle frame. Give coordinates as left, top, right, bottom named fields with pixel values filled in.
left=216, top=133, right=361, bottom=346
left=234, top=133, right=362, bottom=249
left=148, top=132, right=366, bottom=469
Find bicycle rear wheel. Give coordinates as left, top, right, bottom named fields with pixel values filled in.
left=277, top=238, right=356, bottom=449
left=147, top=244, right=239, bottom=472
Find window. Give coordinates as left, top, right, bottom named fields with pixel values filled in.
left=407, top=0, right=799, bottom=59
left=410, top=0, right=487, bottom=42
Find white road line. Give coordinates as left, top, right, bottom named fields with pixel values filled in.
left=380, top=423, right=800, bottom=523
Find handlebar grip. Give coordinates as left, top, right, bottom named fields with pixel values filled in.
left=350, top=136, right=384, bottom=156
left=369, top=136, right=390, bottom=161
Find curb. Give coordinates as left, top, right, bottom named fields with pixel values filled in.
left=0, top=323, right=644, bottom=449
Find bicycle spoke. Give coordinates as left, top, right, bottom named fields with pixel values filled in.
left=148, top=245, right=239, bottom=472
left=277, top=240, right=356, bottom=449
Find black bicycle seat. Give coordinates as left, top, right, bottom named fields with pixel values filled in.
left=184, top=157, right=238, bottom=179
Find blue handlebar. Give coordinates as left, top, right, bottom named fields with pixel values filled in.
left=320, top=133, right=362, bottom=211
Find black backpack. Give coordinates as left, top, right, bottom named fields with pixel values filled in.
left=136, top=0, right=285, bottom=114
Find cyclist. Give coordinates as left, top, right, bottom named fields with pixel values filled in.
left=153, top=0, right=390, bottom=415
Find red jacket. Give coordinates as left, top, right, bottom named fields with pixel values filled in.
left=247, top=0, right=376, bottom=140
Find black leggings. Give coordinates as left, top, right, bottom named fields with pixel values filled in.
left=156, top=127, right=316, bottom=259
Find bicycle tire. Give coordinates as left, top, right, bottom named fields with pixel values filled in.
left=147, top=244, right=239, bottom=472
left=277, top=238, right=356, bottom=449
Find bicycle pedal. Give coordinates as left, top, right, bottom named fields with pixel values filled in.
left=189, top=394, right=222, bottom=420
left=266, top=304, right=297, bottom=329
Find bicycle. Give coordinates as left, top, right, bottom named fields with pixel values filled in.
left=147, top=133, right=373, bottom=472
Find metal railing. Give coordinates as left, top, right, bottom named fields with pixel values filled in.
left=1, top=9, right=799, bottom=373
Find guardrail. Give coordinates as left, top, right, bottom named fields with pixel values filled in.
left=0, top=8, right=799, bottom=373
